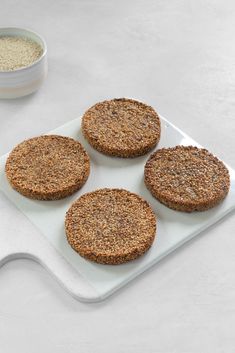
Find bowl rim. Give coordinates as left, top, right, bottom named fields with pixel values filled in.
left=0, top=26, right=47, bottom=74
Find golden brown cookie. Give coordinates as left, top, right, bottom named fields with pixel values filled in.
left=82, top=98, right=161, bottom=157
left=144, top=146, right=230, bottom=212
left=5, top=135, right=90, bottom=200
left=65, top=188, right=156, bottom=265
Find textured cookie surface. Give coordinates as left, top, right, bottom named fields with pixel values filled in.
left=82, top=98, right=161, bottom=157
left=5, top=135, right=90, bottom=200
left=144, top=146, right=230, bottom=212
left=65, top=188, right=156, bottom=265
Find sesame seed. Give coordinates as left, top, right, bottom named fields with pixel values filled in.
left=0, top=36, right=43, bottom=71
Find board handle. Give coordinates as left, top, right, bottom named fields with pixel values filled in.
left=0, top=192, right=101, bottom=302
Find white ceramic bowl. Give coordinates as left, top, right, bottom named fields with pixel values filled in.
left=0, top=27, right=47, bottom=99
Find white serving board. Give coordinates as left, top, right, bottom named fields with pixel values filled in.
left=0, top=116, right=235, bottom=302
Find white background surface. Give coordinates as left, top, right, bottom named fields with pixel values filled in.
left=0, top=0, right=235, bottom=352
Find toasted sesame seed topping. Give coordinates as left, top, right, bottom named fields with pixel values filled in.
left=5, top=135, right=90, bottom=200
left=144, top=146, right=230, bottom=212
left=65, top=188, right=156, bottom=264
left=82, top=98, right=161, bottom=157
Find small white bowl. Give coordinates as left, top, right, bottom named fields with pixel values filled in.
left=0, top=27, right=47, bottom=99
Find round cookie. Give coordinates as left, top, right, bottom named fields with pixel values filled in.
left=65, top=188, right=156, bottom=265
left=144, top=146, right=230, bottom=212
left=82, top=98, right=161, bottom=157
left=5, top=135, right=90, bottom=200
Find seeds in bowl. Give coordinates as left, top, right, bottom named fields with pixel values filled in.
left=144, top=145, right=230, bottom=212
left=0, top=36, right=43, bottom=71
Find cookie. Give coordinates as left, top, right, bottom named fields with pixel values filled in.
left=5, top=135, right=90, bottom=200
left=65, top=188, right=156, bottom=265
left=144, top=146, right=230, bottom=212
left=82, top=98, right=161, bottom=157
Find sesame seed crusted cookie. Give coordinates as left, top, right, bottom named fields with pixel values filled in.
left=65, top=188, right=156, bottom=265
left=144, top=146, right=230, bottom=212
left=82, top=98, right=161, bottom=158
left=5, top=135, right=90, bottom=200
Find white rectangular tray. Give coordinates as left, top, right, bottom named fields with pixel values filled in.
left=0, top=116, right=234, bottom=302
